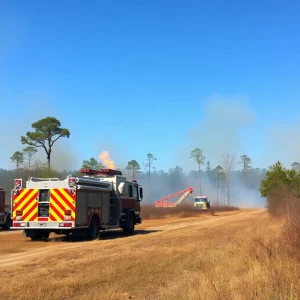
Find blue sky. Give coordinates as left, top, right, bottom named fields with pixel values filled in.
left=1, top=0, right=300, bottom=172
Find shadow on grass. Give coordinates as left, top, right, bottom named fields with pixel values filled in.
left=46, top=229, right=161, bottom=243
left=99, top=229, right=161, bottom=240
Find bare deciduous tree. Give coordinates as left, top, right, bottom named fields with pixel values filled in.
left=221, top=153, right=237, bottom=206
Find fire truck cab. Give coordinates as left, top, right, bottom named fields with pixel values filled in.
left=193, top=196, right=210, bottom=210
left=0, top=187, right=12, bottom=230
left=10, top=168, right=143, bottom=241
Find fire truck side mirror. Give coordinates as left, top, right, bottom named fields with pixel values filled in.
left=139, top=187, right=143, bottom=200
left=118, top=182, right=125, bottom=195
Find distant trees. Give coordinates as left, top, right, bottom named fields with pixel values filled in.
left=213, top=165, right=226, bottom=205
left=10, top=151, right=24, bottom=177
left=126, top=160, right=141, bottom=179
left=82, top=158, right=104, bottom=169
left=206, top=161, right=214, bottom=183
left=3, top=147, right=275, bottom=207
left=240, top=154, right=252, bottom=186
left=23, top=146, right=37, bottom=178
left=291, top=162, right=300, bottom=171
left=143, top=153, right=157, bottom=201
left=221, top=153, right=237, bottom=206
left=21, top=117, right=70, bottom=170
left=32, top=160, right=60, bottom=178
left=168, top=166, right=185, bottom=192
left=206, top=161, right=211, bottom=173
left=190, top=148, right=206, bottom=194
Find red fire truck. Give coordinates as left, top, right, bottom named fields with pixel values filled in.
left=0, top=187, right=12, bottom=230
left=10, top=168, right=143, bottom=240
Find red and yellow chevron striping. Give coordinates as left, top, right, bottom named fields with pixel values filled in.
left=12, top=188, right=39, bottom=221
left=13, top=188, right=76, bottom=222
left=49, top=188, right=76, bottom=222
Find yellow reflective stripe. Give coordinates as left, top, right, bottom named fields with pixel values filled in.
left=14, top=189, right=28, bottom=202
left=51, top=189, right=75, bottom=219
left=27, top=208, right=38, bottom=222
left=22, top=199, right=37, bottom=220
left=17, top=189, right=38, bottom=211
left=59, top=189, right=76, bottom=208
left=49, top=205, right=61, bottom=221
left=50, top=197, right=65, bottom=219
left=12, top=189, right=38, bottom=218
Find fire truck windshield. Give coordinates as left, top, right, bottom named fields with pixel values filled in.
left=194, top=197, right=207, bottom=203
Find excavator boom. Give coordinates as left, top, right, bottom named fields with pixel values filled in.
left=174, top=189, right=193, bottom=206
left=155, top=187, right=194, bottom=207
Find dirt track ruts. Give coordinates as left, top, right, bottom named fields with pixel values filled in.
left=0, top=209, right=265, bottom=268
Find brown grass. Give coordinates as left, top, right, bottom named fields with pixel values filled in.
left=266, top=185, right=300, bottom=249
left=0, top=230, right=69, bottom=255
left=0, top=209, right=299, bottom=299
left=140, top=204, right=239, bottom=220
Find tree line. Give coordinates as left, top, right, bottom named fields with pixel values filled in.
left=4, top=116, right=298, bottom=207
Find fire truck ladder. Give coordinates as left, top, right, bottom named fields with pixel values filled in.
left=109, top=184, right=122, bottom=226
left=155, top=187, right=194, bottom=207
left=109, top=196, right=117, bottom=225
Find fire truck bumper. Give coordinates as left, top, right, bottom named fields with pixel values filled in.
left=11, top=221, right=76, bottom=229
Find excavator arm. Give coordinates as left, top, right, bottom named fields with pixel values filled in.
left=155, top=187, right=194, bottom=207
left=174, top=188, right=194, bottom=206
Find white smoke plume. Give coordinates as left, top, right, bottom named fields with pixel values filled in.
left=138, top=95, right=265, bottom=208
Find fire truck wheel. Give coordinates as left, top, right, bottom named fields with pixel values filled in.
left=123, top=213, right=135, bottom=235
left=3, top=215, right=12, bottom=230
left=88, top=216, right=100, bottom=240
left=30, top=231, right=50, bottom=241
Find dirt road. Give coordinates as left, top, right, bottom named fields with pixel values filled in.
left=0, top=209, right=262, bottom=266
left=0, top=209, right=268, bottom=299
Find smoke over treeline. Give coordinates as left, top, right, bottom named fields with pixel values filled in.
left=1, top=157, right=267, bottom=208
left=120, top=164, right=267, bottom=208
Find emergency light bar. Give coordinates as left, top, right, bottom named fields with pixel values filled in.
left=80, top=168, right=99, bottom=175
left=99, top=169, right=122, bottom=176
left=80, top=168, right=122, bottom=176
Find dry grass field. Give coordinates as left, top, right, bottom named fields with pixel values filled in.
left=140, top=204, right=239, bottom=220
left=0, top=208, right=299, bottom=300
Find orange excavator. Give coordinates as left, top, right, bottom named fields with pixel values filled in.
left=155, top=187, right=194, bottom=207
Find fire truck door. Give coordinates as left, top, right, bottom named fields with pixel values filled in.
left=76, top=191, right=87, bottom=226
left=38, top=189, right=50, bottom=218
left=0, top=193, right=5, bottom=223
